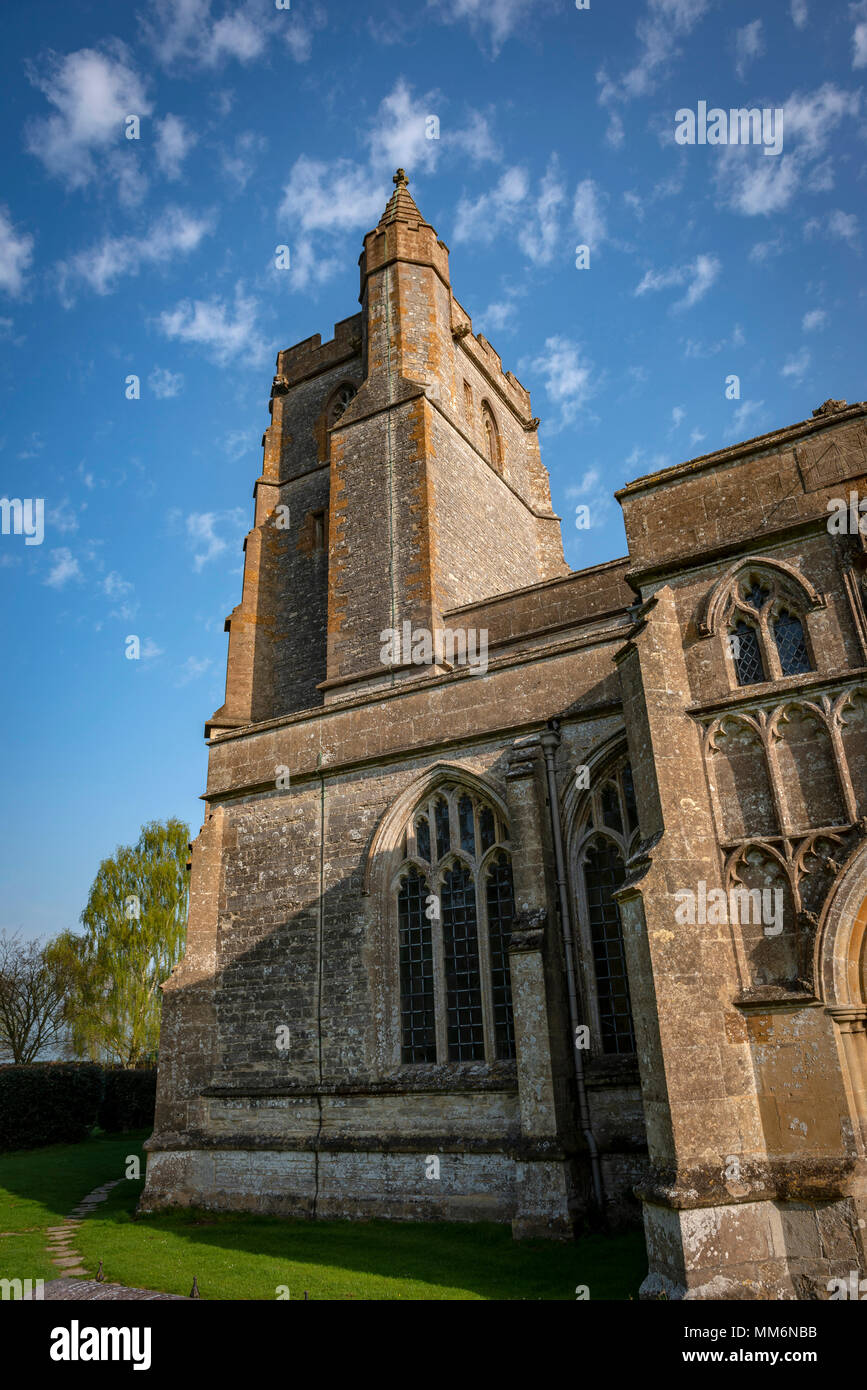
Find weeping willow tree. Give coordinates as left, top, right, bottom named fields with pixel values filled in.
left=47, top=819, right=190, bottom=1067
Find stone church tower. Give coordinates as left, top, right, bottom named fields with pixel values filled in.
left=142, top=172, right=867, bottom=1300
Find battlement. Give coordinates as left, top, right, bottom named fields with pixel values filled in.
left=276, top=314, right=362, bottom=388
left=451, top=297, right=532, bottom=417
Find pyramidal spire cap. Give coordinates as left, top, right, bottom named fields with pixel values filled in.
left=376, top=168, right=430, bottom=229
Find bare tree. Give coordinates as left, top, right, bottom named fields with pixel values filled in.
left=0, top=930, right=71, bottom=1064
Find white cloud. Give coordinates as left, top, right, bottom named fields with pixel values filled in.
left=805, top=209, right=860, bottom=247
left=221, top=130, right=267, bottom=191
left=634, top=253, right=721, bottom=310
left=784, top=82, right=861, bottom=156
left=25, top=43, right=151, bottom=190
left=58, top=207, right=214, bottom=300
left=713, top=83, right=860, bottom=218
left=427, top=0, right=540, bottom=55
left=671, top=405, right=686, bottom=428
left=683, top=324, right=744, bottom=357
left=140, top=638, right=164, bottom=661
left=279, top=237, right=340, bottom=292
left=148, top=366, right=184, bottom=398
left=525, top=335, right=595, bottom=427
left=367, top=78, right=442, bottom=176
left=596, top=0, right=711, bottom=142
left=517, top=158, right=566, bottom=266
left=748, top=234, right=785, bottom=262
left=44, top=548, right=82, bottom=588
left=565, top=468, right=614, bottom=529
left=184, top=508, right=247, bottom=570
left=453, top=166, right=529, bottom=243
left=730, top=399, right=767, bottom=437
left=448, top=110, right=500, bottom=164
left=689, top=428, right=707, bottom=447
left=802, top=308, right=827, bottom=332
left=223, top=430, right=251, bottom=461
left=853, top=1, right=867, bottom=67
left=277, top=81, right=499, bottom=290
left=713, top=149, right=801, bottom=218
left=455, top=158, right=575, bottom=267
left=176, top=655, right=212, bottom=685
left=283, top=9, right=326, bottom=64
left=103, top=571, right=133, bottom=597
left=573, top=178, right=608, bottom=250
left=828, top=209, right=860, bottom=245
left=46, top=500, right=79, bottom=535
left=279, top=155, right=385, bottom=235
left=790, top=0, right=808, bottom=27
left=781, top=348, right=810, bottom=381
left=0, top=208, right=34, bottom=296
left=155, top=114, right=196, bottom=179
left=141, top=0, right=298, bottom=70
left=477, top=300, right=517, bottom=333
left=159, top=284, right=267, bottom=365
left=734, top=20, right=764, bottom=79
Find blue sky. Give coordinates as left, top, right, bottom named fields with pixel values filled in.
left=1, top=0, right=865, bottom=944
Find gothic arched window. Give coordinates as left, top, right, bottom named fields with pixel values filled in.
left=327, top=383, right=357, bottom=427
left=481, top=403, right=502, bottom=473
left=572, top=755, right=638, bottom=1056
left=394, top=782, right=515, bottom=1064
left=722, top=568, right=816, bottom=688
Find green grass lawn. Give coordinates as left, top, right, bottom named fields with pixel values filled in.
left=0, top=1132, right=647, bottom=1300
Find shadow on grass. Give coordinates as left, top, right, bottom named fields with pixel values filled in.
left=77, top=1172, right=648, bottom=1301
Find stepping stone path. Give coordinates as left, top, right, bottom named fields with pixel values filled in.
left=30, top=1179, right=192, bottom=1299
left=44, top=1179, right=123, bottom=1280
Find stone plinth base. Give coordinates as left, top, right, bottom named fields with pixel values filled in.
left=641, top=1195, right=867, bottom=1300
left=140, top=1146, right=576, bottom=1229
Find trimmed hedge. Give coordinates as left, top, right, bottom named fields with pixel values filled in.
left=0, top=1063, right=157, bottom=1150
left=0, top=1063, right=104, bottom=1150
left=98, top=1068, right=157, bottom=1133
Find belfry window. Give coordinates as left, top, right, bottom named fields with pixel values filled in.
left=394, top=783, right=515, bottom=1064
left=328, top=383, right=356, bottom=427
left=481, top=404, right=502, bottom=473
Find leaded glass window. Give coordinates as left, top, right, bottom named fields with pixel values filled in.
left=434, top=797, right=450, bottom=860
left=486, top=853, right=516, bottom=1060
left=442, top=864, right=484, bottom=1061
left=398, top=866, right=436, bottom=1063
left=774, top=610, right=812, bottom=676
left=480, top=805, right=496, bottom=853
left=393, top=782, right=514, bottom=1066
left=732, top=620, right=765, bottom=686
left=458, top=794, right=476, bottom=855
left=573, top=754, right=639, bottom=1058
left=583, top=838, right=635, bottom=1055
left=723, top=566, right=817, bottom=687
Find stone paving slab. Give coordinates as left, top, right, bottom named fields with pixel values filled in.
left=25, top=1279, right=188, bottom=1301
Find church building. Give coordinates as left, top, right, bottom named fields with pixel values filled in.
left=141, top=171, right=867, bottom=1300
